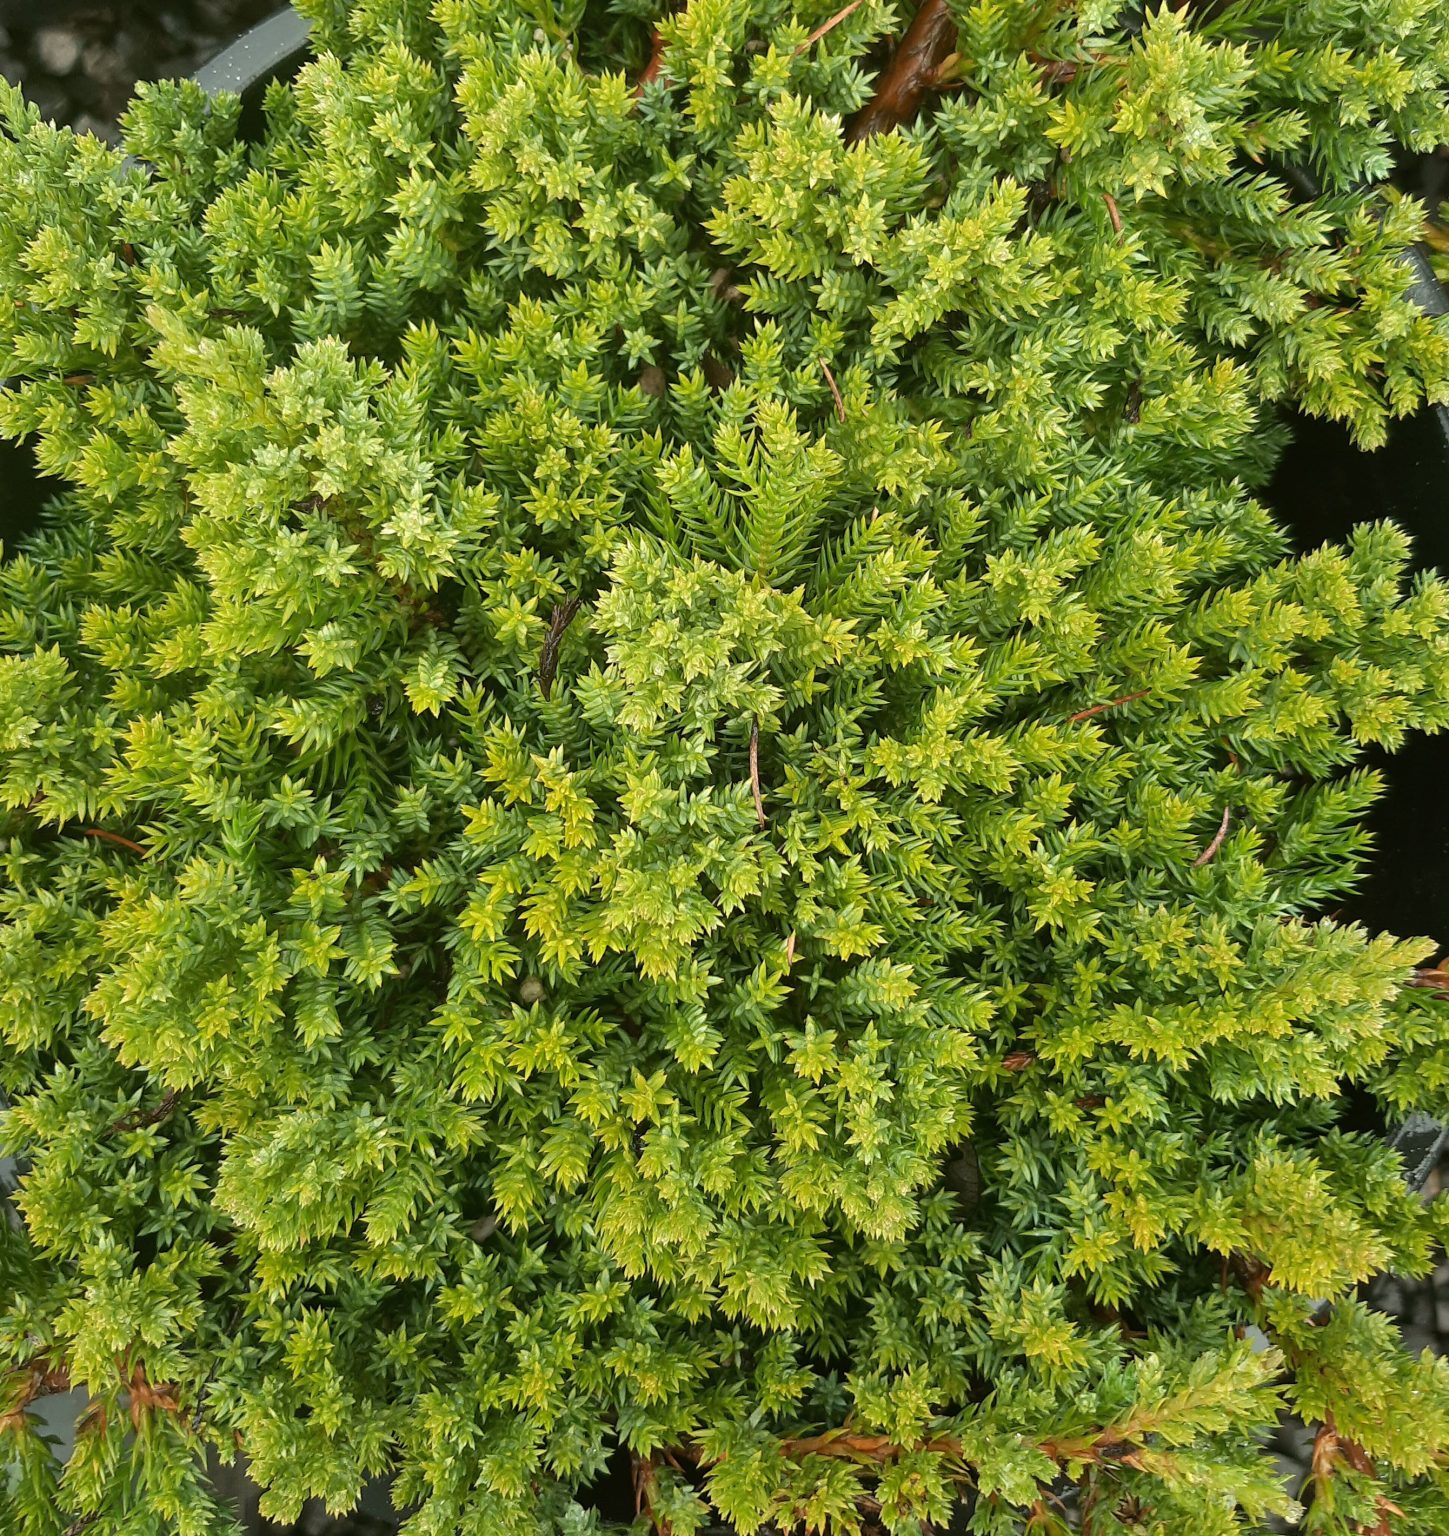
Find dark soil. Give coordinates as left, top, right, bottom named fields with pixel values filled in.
left=0, top=0, right=285, bottom=142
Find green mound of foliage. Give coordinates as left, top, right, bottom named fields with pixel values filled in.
left=5, top=0, right=1449, bottom=1531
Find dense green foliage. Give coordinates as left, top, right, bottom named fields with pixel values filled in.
left=6, top=0, right=1449, bottom=1531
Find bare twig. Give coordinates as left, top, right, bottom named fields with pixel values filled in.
left=107, top=1087, right=181, bottom=1137
left=794, top=0, right=863, bottom=54
left=1192, top=805, right=1232, bottom=867
left=845, top=0, right=957, bottom=142
left=82, top=827, right=148, bottom=857
left=538, top=596, right=583, bottom=700
left=784, top=931, right=797, bottom=968
left=819, top=358, right=846, bottom=421
left=1067, top=688, right=1151, bottom=724
left=1103, top=192, right=1123, bottom=234
left=1001, top=1051, right=1035, bottom=1072
left=749, top=717, right=766, bottom=827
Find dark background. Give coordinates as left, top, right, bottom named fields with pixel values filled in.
left=0, top=0, right=282, bottom=140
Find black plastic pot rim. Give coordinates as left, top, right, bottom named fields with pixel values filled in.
left=188, top=4, right=312, bottom=103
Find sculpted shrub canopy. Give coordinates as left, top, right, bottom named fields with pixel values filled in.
left=5, top=0, right=1449, bottom=1531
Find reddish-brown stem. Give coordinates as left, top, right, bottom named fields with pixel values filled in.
left=794, top=0, right=863, bottom=55
left=1001, top=1050, right=1036, bottom=1072
left=1310, top=1417, right=1341, bottom=1488
left=117, top=1363, right=182, bottom=1433
left=1192, top=805, right=1231, bottom=867
left=819, top=358, right=846, bottom=421
left=1067, top=688, right=1151, bottom=724
left=632, top=1453, right=672, bottom=1534
left=1309, top=1415, right=1393, bottom=1532
left=777, top=1428, right=949, bottom=1462
left=749, top=717, right=766, bottom=827
left=1103, top=192, right=1123, bottom=234
left=845, top=0, right=957, bottom=142
left=82, top=827, right=148, bottom=857
left=666, top=1419, right=1148, bottom=1501
left=635, top=29, right=667, bottom=93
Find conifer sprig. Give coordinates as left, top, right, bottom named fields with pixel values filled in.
left=2, top=0, right=1449, bottom=1532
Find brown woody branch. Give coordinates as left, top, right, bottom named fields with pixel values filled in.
left=845, top=0, right=958, bottom=142
left=0, top=1356, right=72, bottom=1436
left=1228, top=1251, right=1272, bottom=1304
left=635, top=19, right=672, bottom=95
left=777, top=1427, right=960, bottom=1463
left=633, top=1452, right=673, bottom=1535
left=674, top=1418, right=1147, bottom=1481
left=1309, top=1414, right=1398, bottom=1535
left=4, top=1354, right=186, bottom=1449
